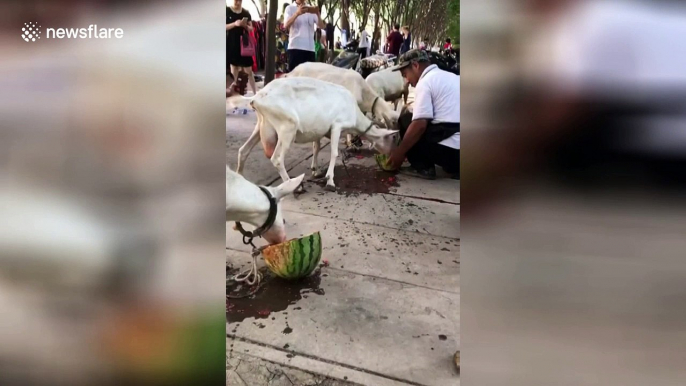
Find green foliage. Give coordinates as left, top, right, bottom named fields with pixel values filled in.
left=447, top=0, right=460, bottom=46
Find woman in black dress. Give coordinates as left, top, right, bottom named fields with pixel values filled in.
left=226, top=0, right=256, bottom=95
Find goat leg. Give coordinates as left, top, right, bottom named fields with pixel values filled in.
left=324, top=127, right=342, bottom=191
left=309, top=140, right=327, bottom=180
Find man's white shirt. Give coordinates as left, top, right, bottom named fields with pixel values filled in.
left=412, top=64, right=460, bottom=149
left=284, top=5, right=318, bottom=52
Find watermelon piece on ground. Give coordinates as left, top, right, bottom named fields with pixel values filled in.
left=262, top=232, right=322, bottom=279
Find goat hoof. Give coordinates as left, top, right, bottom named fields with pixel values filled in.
left=293, top=184, right=307, bottom=198
left=311, top=169, right=327, bottom=179
left=324, top=184, right=336, bottom=192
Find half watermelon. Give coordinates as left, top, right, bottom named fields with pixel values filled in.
left=375, top=154, right=399, bottom=172
left=262, top=232, right=322, bottom=279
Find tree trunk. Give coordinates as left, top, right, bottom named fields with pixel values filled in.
left=372, top=3, right=381, bottom=53
left=340, top=0, right=350, bottom=32
left=360, top=0, right=371, bottom=29
left=265, top=0, right=278, bottom=84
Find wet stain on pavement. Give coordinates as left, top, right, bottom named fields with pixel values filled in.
left=227, top=265, right=326, bottom=324
left=324, top=164, right=400, bottom=196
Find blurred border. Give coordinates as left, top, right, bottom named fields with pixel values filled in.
left=462, top=0, right=686, bottom=384
left=0, top=1, right=227, bottom=385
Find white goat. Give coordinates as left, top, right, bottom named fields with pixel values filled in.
left=366, top=68, right=410, bottom=110
left=235, top=77, right=398, bottom=191
left=226, top=166, right=304, bottom=245
left=226, top=167, right=304, bottom=285
left=286, top=62, right=400, bottom=148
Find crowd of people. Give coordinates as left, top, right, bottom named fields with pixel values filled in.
left=227, top=0, right=459, bottom=180
left=227, top=0, right=433, bottom=79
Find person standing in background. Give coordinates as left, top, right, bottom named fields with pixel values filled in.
left=400, top=26, right=412, bottom=55
left=226, top=0, right=257, bottom=95
left=341, top=28, right=348, bottom=48
left=325, top=21, right=335, bottom=51
left=443, top=38, right=453, bottom=52
left=314, top=28, right=328, bottom=62
left=386, top=24, right=404, bottom=57
left=284, top=1, right=326, bottom=71
left=278, top=3, right=289, bottom=24
left=357, top=28, right=369, bottom=59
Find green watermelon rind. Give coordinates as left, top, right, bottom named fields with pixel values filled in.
left=263, top=232, right=322, bottom=279
left=309, top=233, right=321, bottom=273
left=375, top=154, right=398, bottom=172
left=300, top=235, right=311, bottom=276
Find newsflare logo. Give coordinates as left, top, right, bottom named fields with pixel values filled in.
left=22, top=22, right=124, bottom=42
left=22, top=22, right=41, bottom=42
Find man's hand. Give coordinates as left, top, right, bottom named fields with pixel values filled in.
left=235, top=19, right=244, bottom=28
left=387, top=148, right=406, bottom=170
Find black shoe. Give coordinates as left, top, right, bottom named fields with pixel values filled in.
left=400, top=166, right=436, bottom=180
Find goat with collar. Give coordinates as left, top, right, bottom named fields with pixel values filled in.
left=226, top=167, right=304, bottom=245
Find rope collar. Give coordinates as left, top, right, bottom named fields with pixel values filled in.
left=371, top=96, right=380, bottom=114
left=234, top=186, right=278, bottom=246
left=363, top=122, right=374, bottom=135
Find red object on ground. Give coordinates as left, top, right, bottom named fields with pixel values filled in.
left=355, top=155, right=364, bottom=159
left=322, top=259, right=329, bottom=267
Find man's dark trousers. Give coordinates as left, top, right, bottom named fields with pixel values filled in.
left=398, top=112, right=460, bottom=176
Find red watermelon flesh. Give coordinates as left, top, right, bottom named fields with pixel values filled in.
left=262, top=232, right=322, bottom=279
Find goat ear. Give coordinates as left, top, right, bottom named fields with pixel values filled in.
left=274, top=174, right=305, bottom=200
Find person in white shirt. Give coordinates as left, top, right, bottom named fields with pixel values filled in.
left=357, top=28, right=370, bottom=59
left=284, top=1, right=326, bottom=71
left=388, top=49, right=460, bottom=180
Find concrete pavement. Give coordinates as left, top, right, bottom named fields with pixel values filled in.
left=227, top=105, right=459, bottom=386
